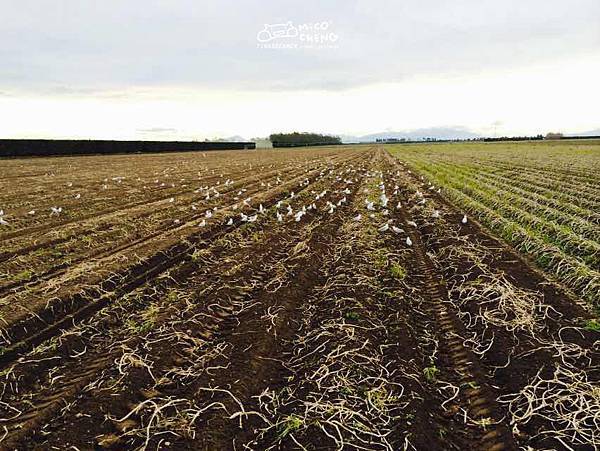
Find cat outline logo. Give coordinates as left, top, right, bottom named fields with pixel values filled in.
left=257, top=22, right=299, bottom=43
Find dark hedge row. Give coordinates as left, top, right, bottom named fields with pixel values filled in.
left=0, top=140, right=255, bottom=157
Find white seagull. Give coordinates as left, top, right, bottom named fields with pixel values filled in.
left=378, top=223, right=389, bottom=232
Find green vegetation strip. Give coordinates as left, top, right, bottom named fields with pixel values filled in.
left=387, top=140, right=600, bottom=308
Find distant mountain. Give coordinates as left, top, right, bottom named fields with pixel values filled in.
left=566, top=128, right=600, bottom=137
left=216, top=135, right=249, bottom=142
left=342, top=127, right=481, bottom=143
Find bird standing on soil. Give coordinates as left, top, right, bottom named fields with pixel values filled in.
left=432, top=210, right=440, bottom=219
left=226, top=218, right=233, bottom=226
left=353, top=214, right=362, bottom=221
left=378, top=223, right=389, bottom=232
left=392, top=225, right=404, bottom=234
left=199, top=219, right=206, bottom=227
left=406, top=236, right=413, bottom=246
left=380, top=194, right=388, bottom=208
left=462, top=214, right=468, bottom=224
left=0, top=211, right=7, bottom=226
left=50, top=207, right=62, bottom=216
left=407, top=220, right=417, bottom=227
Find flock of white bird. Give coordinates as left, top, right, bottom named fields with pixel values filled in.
left=1, top=165, right=470, bottom=260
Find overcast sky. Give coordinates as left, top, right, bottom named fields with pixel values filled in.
left=1, top=0, right=599, bottom=139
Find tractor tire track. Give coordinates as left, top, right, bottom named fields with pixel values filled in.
left=382, top=152, right=517, bottom=451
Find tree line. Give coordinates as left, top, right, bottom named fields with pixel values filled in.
left=269, top=132, right=342, bottom=147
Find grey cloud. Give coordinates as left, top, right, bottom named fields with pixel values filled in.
left=137, top=127, right=178, bottom=133
left=1, top=0, right=598, bottom=95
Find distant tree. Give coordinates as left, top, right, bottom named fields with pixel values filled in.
left=545, top=132, right=564, bottom=140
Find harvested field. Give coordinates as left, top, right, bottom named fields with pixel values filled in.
left=0, top=145, right=598, bottom=450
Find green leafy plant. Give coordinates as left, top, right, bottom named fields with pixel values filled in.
left=584, top=319, right=600, bottom=332
left=423, top=365, right=440, bottom=382
left=277, top=415, right=304, bottom=439
left=389, top=262, right=406, bottom=280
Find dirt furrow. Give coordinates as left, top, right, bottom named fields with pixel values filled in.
left=0, top=151, right=366, bottom=365
left=0, top=152, right=372, bottom=449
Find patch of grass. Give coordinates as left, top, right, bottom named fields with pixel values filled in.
left=423, top=365, right=440, bottom=382
left=366, top=386, right=396, bottom=411
left=584, top=319, right=600, bottom=332
left=389, top=262, right=406, bottom=280
left=13, top=269, right=34, bottom=282
left=277, top=415, right=304, bottom=439
left=345, top=311, right=360, bottom=321
left=127, top=303, right=160, bottom=334
left=371, top=248, right=388, bottom=269
left=166, top=290, right=179, bottom=303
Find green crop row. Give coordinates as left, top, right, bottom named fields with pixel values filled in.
left=387, top=141, right=600, bottom=308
